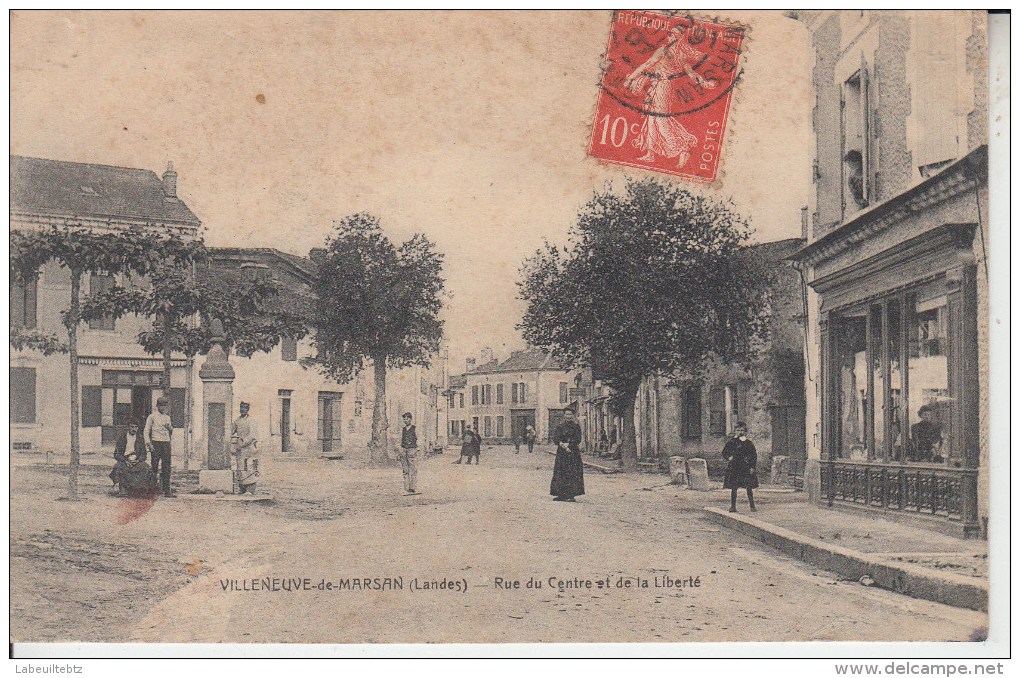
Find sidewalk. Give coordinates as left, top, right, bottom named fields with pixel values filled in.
left=698, top=489, right=988, bottom=611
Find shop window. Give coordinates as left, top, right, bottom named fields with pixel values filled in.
left=832, top=283, right=954, bottom=465
left=10, top=367, right=36, bottom=424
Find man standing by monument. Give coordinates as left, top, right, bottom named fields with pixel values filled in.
left=144, top=396, right=175, bottom=498
left=232, top=401, right=260, bottom=494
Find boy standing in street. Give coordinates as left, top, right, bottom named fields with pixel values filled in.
left=400, top=412, right=420, bottom=495
left=144, top=396, right=175, bottom=498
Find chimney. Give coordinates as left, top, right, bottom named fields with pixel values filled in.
left=162, top=162, right=178, bottom=199
left=465, top=358, right=476, bottom=371
left=480, top=347, right=493, bottom=365
left=309, top=247, right=327, bottom=267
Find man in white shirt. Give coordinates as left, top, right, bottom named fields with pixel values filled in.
left=144, top=396, right=175, bottom=498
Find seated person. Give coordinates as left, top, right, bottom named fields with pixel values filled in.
left=110, top=421, right=157, bottom=498
left=910, top=404, right=944, bottom=463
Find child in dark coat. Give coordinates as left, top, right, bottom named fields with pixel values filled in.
left=722, top=422, right=758, bottom=513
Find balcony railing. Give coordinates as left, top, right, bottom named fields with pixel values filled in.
left=821, top=459, right=979, bottom=534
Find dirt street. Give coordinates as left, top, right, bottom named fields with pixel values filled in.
left=10, top=445, right=986, bottom=644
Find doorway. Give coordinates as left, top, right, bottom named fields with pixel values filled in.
left=318, top=391, right=343, bottom=456
left=511, top=409, right=535, bottom=441
left=279, top=389, right=293, bottom=454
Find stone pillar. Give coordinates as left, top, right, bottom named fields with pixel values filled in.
left=199, top=321, right=235, bottom=471
left=771, top=455, right=790, bottom=485
left=668, top=456, right=687, bottom=486
left=686, top=458, right=710, bottom=491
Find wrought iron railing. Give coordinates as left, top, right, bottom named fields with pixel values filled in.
left=821, top=459, right=979, bottom=532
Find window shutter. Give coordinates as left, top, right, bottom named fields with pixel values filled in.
left=912, top=13, right=961, bottom=169
left=859, top=53, right=871, bottom=204
left=10, top=367, right=37, bottom=423
left=82, top=385, right=103, bottom=428
left=281, top=336, right=297, bottom=362
left=169, top=388, right=186, bottom=428
left=11, top=283, right=25, bottom=328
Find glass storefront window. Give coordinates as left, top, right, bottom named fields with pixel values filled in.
left=832, top=280, right=955, bottom=466
left=837, top=313, right=867, bottom=460
left=907, top=286, right=952, bottom=464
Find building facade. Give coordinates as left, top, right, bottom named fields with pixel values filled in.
left=10, top=156, right=201, bottom=461
left=791, top=11, right=989, bottom=536
left=634, top=238, right=808, bottom=477
left=190, top=247, right=448, bottom=465
left=452, top=348, right=576, bottom=444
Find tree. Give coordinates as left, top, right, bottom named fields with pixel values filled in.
left=518, top=178, right=770, bottom=469
left=81, top=244, right=310, bottom=468
left=10, top=225, right=172, bottom=499
left=305, top=213, right=445, bottom=464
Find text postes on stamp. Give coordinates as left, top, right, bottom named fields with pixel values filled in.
left=589, top=11, right=745, bottom=183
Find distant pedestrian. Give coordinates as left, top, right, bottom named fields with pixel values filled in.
left=109, top=421, right=156, bottom=498
left=231, top=402, right=260, bottom=494
left=550, top=406, right=584, bottom=502
left=722, top=422, right=758, bottom=512
left=524, top=424, right=537, bottom=454
left=400, top=413, right=420, bottom=495
left=514, top=433, right=521, bottom=454
left=454, top=426, right=482, bottom=464
left=144, top=396, right=175, bottom=498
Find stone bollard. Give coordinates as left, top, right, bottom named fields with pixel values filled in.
left=668, top=456, right=687, bottom=486
left=771, top=455, right=790, bottom=486
left=686, top=458, right=710, bottom=491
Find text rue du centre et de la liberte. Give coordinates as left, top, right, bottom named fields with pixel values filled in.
left=219, top=574, right=704, bottom=594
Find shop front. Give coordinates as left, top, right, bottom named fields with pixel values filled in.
left=797, top=148, right=987, bottom=537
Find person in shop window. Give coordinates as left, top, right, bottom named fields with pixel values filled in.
left=910, top=404, right=944, bottom=463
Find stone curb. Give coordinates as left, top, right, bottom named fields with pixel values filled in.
left=702, top=506, right=988, bottom=612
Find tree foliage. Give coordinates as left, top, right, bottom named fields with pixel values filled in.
left=518, top=178, right=770, bottom=464
left=306, top=213, right=445, bottom=382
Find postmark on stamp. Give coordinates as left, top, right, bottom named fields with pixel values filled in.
left=588, top=11, right=745, bottom=183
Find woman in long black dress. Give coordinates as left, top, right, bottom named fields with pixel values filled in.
left=722, top=422, right=758, bottom=512
left=550, top=407, right=584, bottom=502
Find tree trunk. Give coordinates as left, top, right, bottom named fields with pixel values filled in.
left=161, top=312, right=173, bottom=393
left=619, top=388, right=639, bottom=471
left=369, top=354, right=389, bottom=464
left=67, top=271, right=82, bottom=499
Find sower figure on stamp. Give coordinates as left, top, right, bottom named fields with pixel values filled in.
left=231, top=401, right=260, bottom=495
left=550, top=404, right=584, bottom=502
left=722, top=422, right=758, bottom=512
left=623, top=25, right=716, bottom=169
left=144, top=396, right=175, bottom=498
left=400, top=412, right=420, bottom=495
left=110, top=421, right=156, bottom=498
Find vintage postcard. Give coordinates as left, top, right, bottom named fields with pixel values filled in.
left=8, top=10, right=1005, bottom=660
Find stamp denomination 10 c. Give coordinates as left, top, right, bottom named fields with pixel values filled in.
left=589, top=11, right=745, bottom=183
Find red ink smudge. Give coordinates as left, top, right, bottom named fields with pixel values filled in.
left=116, top=496, right=158, bottom=525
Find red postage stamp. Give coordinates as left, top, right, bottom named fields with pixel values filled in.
left=588, top=11, right=745, bottom=183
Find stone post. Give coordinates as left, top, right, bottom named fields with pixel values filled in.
left=198, top=320, right=235, bottom=472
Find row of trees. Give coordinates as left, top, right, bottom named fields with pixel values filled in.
left=10, top=225, right=307, bottom=498
left=518, top=178, right=771, bottom=469
left=10, top=216, right=446, bottom=495
left=12, top=178, right=763, bottom=489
